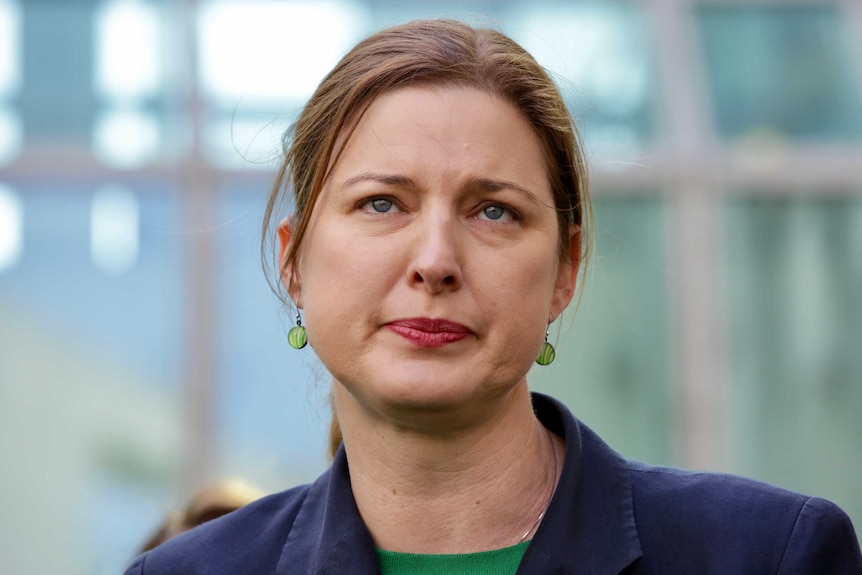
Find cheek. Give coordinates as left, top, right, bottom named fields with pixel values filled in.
left=474, top=249, right=558, bottom=338
left=297, top=231, right=404, bottom=332
left=497, top=245, right=558, bottom=301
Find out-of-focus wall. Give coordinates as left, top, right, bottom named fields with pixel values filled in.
left=0, top=1, right=860, bottom=573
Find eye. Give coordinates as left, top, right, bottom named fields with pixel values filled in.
left=475, top=203, right=517, bottom=222
left=359, top=197, right=400, bottom=214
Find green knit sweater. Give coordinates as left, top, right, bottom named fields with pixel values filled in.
left=375, top=541, right=530, bottom=575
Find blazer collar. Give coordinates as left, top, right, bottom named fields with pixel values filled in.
left=276, top=446, right=379, bottom=575
left=277, top=393, right=643, bottom=575
left=518, top=393, right=643, bottom=574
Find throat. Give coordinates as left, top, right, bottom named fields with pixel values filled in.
left=346, top=416, right=562, bottom=554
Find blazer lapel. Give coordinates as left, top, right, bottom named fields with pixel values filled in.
left=277, top=447, right=381, bottom=575
left=517, top=394, right=643, bottom=574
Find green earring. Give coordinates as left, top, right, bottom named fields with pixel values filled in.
left=536, top=328, right=555, bottom=366
left=288, top=312, right=308, bottom=349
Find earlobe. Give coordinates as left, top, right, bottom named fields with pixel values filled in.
left=277, top=217, right=303, bottom=307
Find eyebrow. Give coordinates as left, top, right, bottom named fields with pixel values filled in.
left=468, top=177, right=542, bottom=205
left=342, top=172, right=541, bottom=204
left=342, top=173, right=417, bottom=189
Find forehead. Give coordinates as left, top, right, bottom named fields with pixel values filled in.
left=326, top=86, right=549, bottom=192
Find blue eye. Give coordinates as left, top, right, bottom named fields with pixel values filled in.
left=361, top=198, right=397, bottom=213
left=482, top=205, right=505, bottom=220
left=476, top=204, right=515, bottom=222
left=371, top=199, right=393, bottom=212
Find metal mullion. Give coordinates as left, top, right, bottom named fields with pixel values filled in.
left=6, top=147, right=862, bottom=197
left=691, top=0, right=840, bottom=4
left=0, top=151, right=275, bottom=188
left=838, top=0, right=862, bottom=147
left=593, top=146, right=862, bottom=194
left=645, top=0, right=728, bottom=471
left=178, top=0, right=217, bottom=496
left=719, top=147, right=862, bottom=193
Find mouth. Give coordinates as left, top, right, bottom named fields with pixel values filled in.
left=385, top=318, right=472, bottom=348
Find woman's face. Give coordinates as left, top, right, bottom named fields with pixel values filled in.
left=282, top=86, right=578, bottom=425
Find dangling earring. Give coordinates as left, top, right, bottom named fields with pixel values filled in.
left=536, top=327, right=555, bottom=366
left=288, top=311, right=308, bottom=349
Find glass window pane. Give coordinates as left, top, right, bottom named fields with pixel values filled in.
left=0, top=0, right=21, bottom=96
left=215, top=184, right=329, bottom=490
left=203, top=2, right=657, bottom=168
left=94, top=0, right=161, bottom=101
left=0, top=106, right=22, bottom=164
left=199, top=0, right=369, bottom=169
left=203, top=111, right=289, bottom=169
left=698, top=6, right=862, bottom=141
left=509, top=3, right=656, bottom=157
left=198, top=0, right=368, bottom=106
left=92, top=107, right=161, bottom=168
left=726, top=196, right=862, bottom=534
left=0, top=1, right=21, bottom=163
left=531, top=197, right=671, bottom=464
left=21, top=2, right=98, bottom=140
left=0, top=184, right=187, bottom=574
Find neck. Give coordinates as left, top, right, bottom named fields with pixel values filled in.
left=334, top=383, right=562, bottom=554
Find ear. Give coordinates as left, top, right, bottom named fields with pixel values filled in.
left=549, top=225, right=581, bottom=322
left=277, top=217, right=303, bottom=307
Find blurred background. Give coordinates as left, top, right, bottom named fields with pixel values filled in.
left=0, top=0, right=860, bottom=572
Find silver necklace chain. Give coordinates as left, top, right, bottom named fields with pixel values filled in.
left=516, top=427, right=559, bottom=545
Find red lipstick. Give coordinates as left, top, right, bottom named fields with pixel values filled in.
left=386, top=318, right=471, bottom=348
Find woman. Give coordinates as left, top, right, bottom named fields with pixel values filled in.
left=126, top=19, right=861, bottom=574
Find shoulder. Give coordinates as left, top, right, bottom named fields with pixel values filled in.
left=123, top=484, right=312, bottom=575
left=627, top=461, right=862, bottom=573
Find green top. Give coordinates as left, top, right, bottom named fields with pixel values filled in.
left=376, top=541, right=530, bottom=575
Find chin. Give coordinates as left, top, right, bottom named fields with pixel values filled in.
left=378, top=375, right=475, bottom=410
left=371, top=368, right=520, bottom=419
left=331, top=350, right=530, bottom=419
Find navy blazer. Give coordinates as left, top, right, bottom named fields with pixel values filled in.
left=125, top=393, right=862, bottom=574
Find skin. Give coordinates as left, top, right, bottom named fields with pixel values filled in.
left=279, top=86, right=579, bottom=552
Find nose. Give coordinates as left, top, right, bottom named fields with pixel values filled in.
left=407, top=213, right=463, bottom=294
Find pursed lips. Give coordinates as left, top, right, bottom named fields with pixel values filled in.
left=385, top=318, right=472, bottom=348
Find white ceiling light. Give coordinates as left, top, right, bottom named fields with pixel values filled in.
left=198, top=0, right=367, bottom=104
left=0, top=184, right=23, bottom=272
left=91, top=185, right=140, bottom=275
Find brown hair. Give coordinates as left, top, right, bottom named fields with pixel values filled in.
left=262, top=19, right=593, bottom=458
left=263, top=18, right=591, bottom=300
left=139, top=479, right=263, bottom=552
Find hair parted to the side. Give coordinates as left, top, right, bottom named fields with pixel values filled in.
left=262, top=18, right=592, bottom=304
